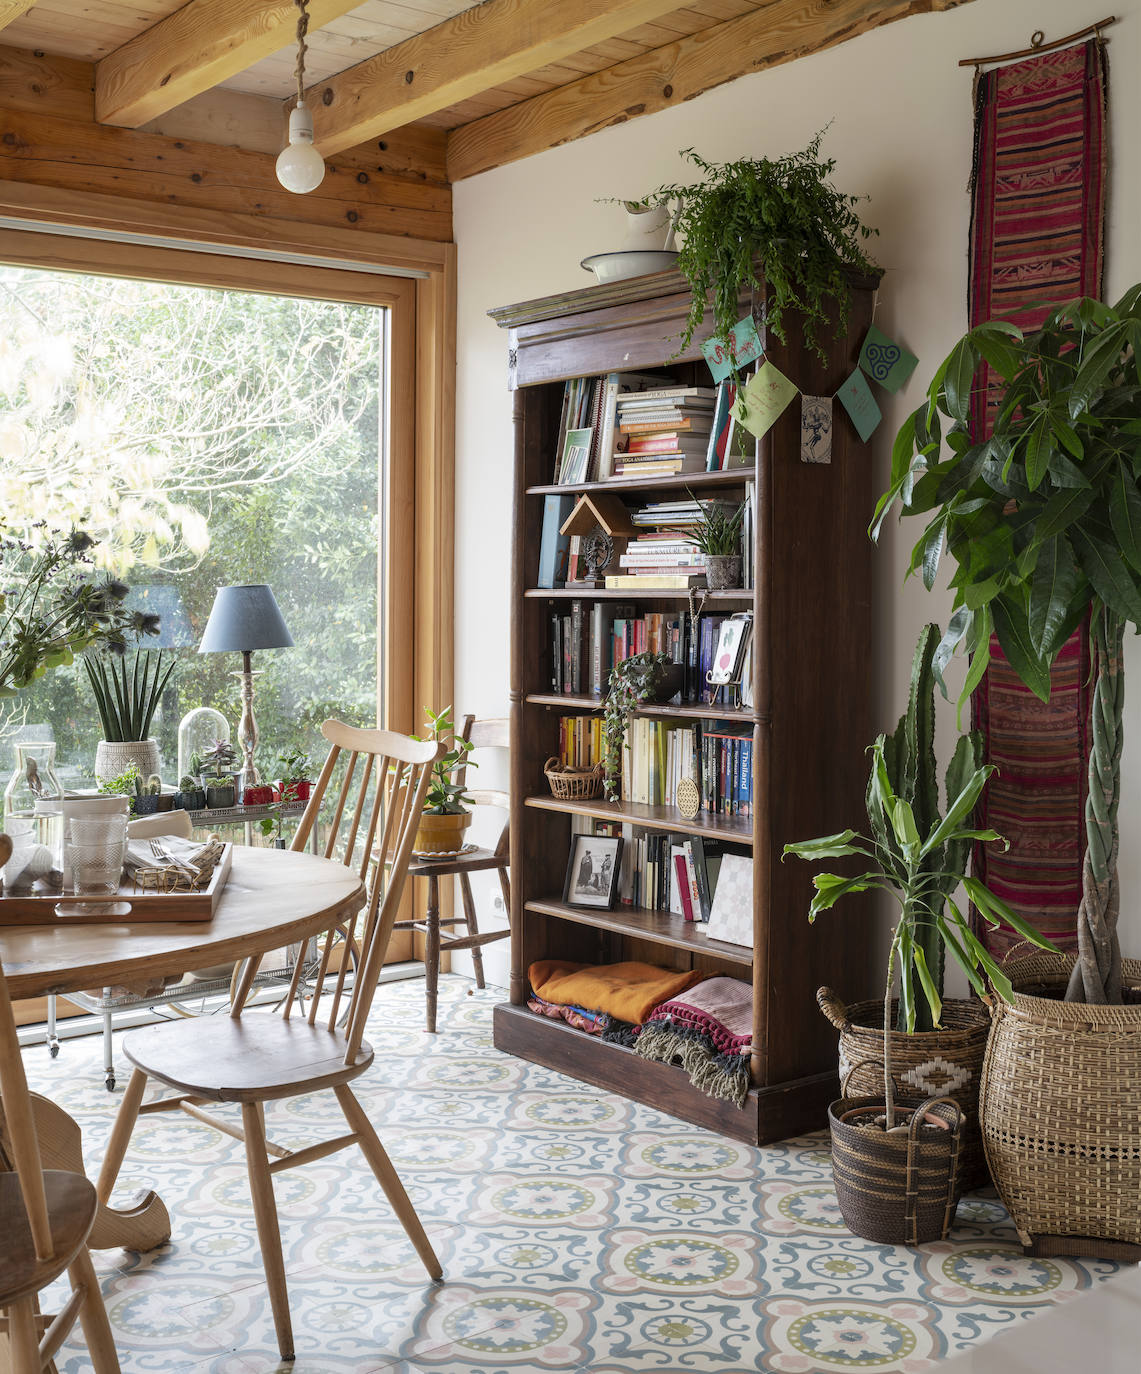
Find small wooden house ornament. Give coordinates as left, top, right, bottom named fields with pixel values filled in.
left=559, top=493, right=638, bottom=587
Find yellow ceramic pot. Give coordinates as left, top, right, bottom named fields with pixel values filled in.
left=414, top=810, right=472, bottom=854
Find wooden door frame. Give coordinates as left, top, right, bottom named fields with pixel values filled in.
left=0, top=181, right=455, bottom=747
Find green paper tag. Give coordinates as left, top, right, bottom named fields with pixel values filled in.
left=837, top=368, right=882, bottom=442
left=858, top=324, right=918, bottom=393
left=734, top=360, right=798, bottom=439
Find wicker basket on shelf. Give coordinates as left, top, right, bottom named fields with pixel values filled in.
left=543, top=757, right=604, bottom=801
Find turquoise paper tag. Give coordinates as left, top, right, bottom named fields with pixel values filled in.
left=837, top=368, right=882, bottom=442
left=858, top=324, right=918, bottom=393
left=702, top=314, right=764, bottom=382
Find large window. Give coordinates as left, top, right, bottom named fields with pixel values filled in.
left=1, top=265, right=387, bottom=788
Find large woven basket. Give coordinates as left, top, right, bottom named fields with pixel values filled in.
left=828, top=1063, right=964, bottom=1246
left=818, top=987, right=991, bottom=1190
left=980, top=953, right=1141, bottom=1259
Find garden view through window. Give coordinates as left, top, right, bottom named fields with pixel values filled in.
left=0, top=263, right=385, bottom=793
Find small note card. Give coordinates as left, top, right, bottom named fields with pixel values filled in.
left=701, top=314, right=764, bottom=383
left=858, top=324, right=918, bottom=393
left=800, top=395, right=833, bottom=464
left=734, top=360, right=798, bottom=440
left=837, top=368, right=882, bottom=442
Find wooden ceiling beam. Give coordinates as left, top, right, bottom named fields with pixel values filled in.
left=0, top=3, right=36, bottom=34
left=447, top=0, right=976, bottom=181
left=309, top=0, right=697, bottom=157
left=95, top=0, right=363, bottom=129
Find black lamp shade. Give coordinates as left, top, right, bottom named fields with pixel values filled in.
left=198, top=585, right=294, bottom=654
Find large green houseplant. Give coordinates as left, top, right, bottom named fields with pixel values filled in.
left=872, top=288, right=1141, bottom=1007
left=873, top=289, right=1141, bottom=1254
left=639, top=132, right=879, bottom=362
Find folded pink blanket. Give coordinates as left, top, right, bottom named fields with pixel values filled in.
left=635, top=976, right=753, bottom=1107
left=646, top=975, right=752, bottom=1055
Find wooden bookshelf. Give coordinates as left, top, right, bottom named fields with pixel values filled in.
left=491, top=264, right=880, bottom=1144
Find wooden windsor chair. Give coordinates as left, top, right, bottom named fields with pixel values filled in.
left=0, top=953, right=121, bottom=1373
left=94, top=721, right=445, bottom=1362
left=397, top=715, right=511, bottom=1033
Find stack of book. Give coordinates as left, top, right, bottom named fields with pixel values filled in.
left=558, top=715, right=603, bottom=770
left=550, top=606, right=732, bottom=701
left=551, top=372, right=671, bottom=484
left=613, top=385, right=717, bottom=478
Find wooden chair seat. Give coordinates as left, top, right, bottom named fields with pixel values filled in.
left=406, top=846, right=504, bottom=878
left=0, top=1171, right=97, bottom=1303
left=122, top=1014, right=374, bottom=1103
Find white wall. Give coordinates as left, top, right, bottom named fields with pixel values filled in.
left=449, top=0, right=1141, bottom=988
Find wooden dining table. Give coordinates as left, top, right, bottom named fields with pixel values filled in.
left=0, top=845, right=367, bottom=1254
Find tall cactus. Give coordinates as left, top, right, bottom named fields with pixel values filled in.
left=868, top=625, right=984, bottom=1030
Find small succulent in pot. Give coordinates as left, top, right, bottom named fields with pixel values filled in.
left=203, top=738, right=237, bottom=781
left=275, top=746, right=313, bottom=801
left=134, top=772, right=162, bottom=816
left=683, top=492, right=745, bottom=591
left=175, top=774, right=206, bottom=811
left=242, top=784, right=275, bottom=806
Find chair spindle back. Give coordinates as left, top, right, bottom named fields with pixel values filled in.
left=285, top=721, right=443, bottom=1062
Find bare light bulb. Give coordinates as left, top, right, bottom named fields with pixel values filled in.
left=276, top=102, right=325, bottom=194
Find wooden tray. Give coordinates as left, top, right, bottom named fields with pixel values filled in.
left=0, top=843, right=233, bottom=925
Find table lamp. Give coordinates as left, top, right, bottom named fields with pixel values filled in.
left=198, top=585, right=293, bottom=795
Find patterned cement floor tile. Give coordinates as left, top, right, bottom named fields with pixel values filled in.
left=19, top=974, right=1123, bottom=1374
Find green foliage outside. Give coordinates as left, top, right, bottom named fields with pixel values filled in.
left=0, top=266, right=383, bottom=787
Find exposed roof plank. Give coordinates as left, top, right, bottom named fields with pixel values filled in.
left=0, top=3, right=38, bottom=33
left=447, top=0, right=976, bottom=180
left=95, top=0, right=364, bottom=128
left=309, top=0, right=702, bottom=157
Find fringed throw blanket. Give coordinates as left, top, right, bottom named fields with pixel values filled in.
left=968, top=39, right=1107, bottom=958
left=527, top=959, right=705, bottom=1028
left=635, top=976, right=752, bottom=1108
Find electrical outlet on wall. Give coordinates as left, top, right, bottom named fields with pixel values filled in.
left=493, top=896, right=505, bottom=912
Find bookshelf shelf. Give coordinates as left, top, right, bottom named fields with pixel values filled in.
left=525, top=692, right=755, bottom=723
left=527, top=469, right=752, bottom=497
left=525, top=587, right=751, bottom=601
left=492, top=268, right=880, bottom=1144
left=524, top=794, right=753, bottom=844
left=525, top=897, right=754, bottom=966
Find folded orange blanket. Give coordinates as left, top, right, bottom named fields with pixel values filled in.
left=528, top=959, right=706, bottom=1027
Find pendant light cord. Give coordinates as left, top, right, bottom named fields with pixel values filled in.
left=293, top=0, right=310, bottom=108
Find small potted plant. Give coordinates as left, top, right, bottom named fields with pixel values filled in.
left=133, top=773, right=162, bottom=816
left=174, top=774, right=206, bottom=811
left=258, top=800, right=291, bottom=849
left=602, top=651, right=684, bottom=801
left=241, top=782, right=276, bottom=806
left=412, top=707, right=476, bottom=855
left=785, top=624, right=1058, bottom=1234
left=202, top=739, right=237, bottom=809
left=97, top=762, right=141, bottom=815
left=275, top=747, right=313, bottom=802
left=85, top=648, right=175, bottom=787
left=683, top=494, right=745, bottom=590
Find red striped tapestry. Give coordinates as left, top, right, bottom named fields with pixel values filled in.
left=967, top=39, right=1108, bottom=960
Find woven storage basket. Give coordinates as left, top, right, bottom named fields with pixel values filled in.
left=980, top=953, right=1141, bottom=1259
left=818, top=987, right=991, bottom=1190
left=543, top=757, right=604, bottom=801
left=828, top=1059, right=964, bottom=1245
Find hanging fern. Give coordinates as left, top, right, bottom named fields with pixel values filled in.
left=640, top=132, right=879, bottom=361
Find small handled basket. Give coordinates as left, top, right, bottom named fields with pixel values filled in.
left=828, top=1057, right=964, bottom=1246
left=543, top=757, right=604, bottom=801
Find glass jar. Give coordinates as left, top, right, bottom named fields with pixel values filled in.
left=178, top=707, right=230, bottom=783
left=3, top=741, right=64, bottom=888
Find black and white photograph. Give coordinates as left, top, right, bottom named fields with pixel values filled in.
left=562, top=833, right=623, bottom=909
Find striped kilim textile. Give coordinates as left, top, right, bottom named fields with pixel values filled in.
left=967, top=39, right=1108, bottom=959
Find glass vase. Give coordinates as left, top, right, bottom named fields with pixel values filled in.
left=3, top=741, right=64, bottom=888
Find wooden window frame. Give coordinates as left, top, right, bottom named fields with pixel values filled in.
left=0, top=184, right=455, bottom=745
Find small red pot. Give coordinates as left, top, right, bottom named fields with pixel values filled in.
left=242, top=785, right=275, bottom=806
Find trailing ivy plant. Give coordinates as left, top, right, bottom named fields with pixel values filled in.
left=602, top=652, right=675, bottom=802
left=871, top=286, right=1141, bottom=1005
left=639, top=132, right=879, bottom=362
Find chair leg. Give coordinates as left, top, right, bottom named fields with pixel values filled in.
left=241, top=1102, right=294, bottom=1362
left=458, top=874, right=485, bottom=990
left=96, top=1067, right=148, bottom=1204
left=70, top=1247, right=121, bottom=1374
left=334, top=1084, right=442, bottom=1281
left=424, top=875, right=440, bottom=1034
left=6, top=1296, right=40, bottom=1374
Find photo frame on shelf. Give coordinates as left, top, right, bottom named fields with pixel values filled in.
left=707, top=612, right=753, bottom=687
left=563, top=833, right=623, bottom=909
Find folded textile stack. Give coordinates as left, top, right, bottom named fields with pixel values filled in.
left=527, top=958, right=706, bottom=1039
left=634, top=976, right=753, bottom=1107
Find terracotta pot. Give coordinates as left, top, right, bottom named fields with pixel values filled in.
left=95, top=739, right=160, bottom=786
left=414, top=811, right=472, bottom=854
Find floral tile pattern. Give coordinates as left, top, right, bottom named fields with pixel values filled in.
left=21, top=974, right=1120, bottom=1373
